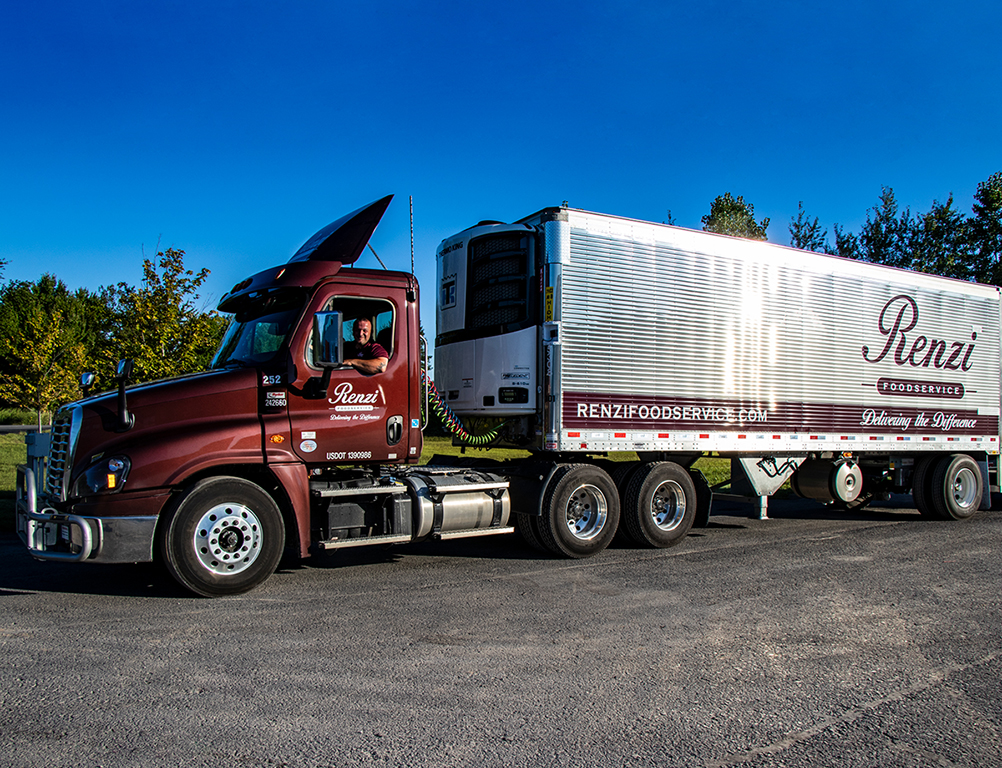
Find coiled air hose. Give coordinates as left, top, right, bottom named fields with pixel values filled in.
left=423, top=373, right=506, bottom=446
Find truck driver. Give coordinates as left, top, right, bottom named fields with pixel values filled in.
left=343, top=317, right=389, bottom=375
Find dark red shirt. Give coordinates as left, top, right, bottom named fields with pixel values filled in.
left=345, top=340, right=389, bottom=361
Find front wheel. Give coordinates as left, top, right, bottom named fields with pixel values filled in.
left=537, top=465, right=620, bottom=558
left=160, top=477, right=285, bottom=597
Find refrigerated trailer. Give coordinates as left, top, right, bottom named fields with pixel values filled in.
left=435, top=205, right=1000, bottom=512
left=16, top=197, right=1001, bottom=596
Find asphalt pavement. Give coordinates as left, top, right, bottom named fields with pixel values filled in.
left=1, top=496, right=1000, bottom=768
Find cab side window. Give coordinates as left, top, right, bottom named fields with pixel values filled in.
left=310, top=297, right=394, bottom=367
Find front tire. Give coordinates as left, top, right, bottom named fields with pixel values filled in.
left=537, top=465, right=620, bottom=558
left=160, top=477, right=285, bottom=597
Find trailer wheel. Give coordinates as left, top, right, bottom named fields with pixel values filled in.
left=930, top=454, right=982, bottom=521
left=537, top=465, right=619, bottom=558
left=514, top=513, right=549, bottom=553
left=623, top=462, right=696, bottom=548
left=911, top=456, right=939, bottom=519
left=610, top=462, right=641, bottom=544
left=689, top=468, right=713, bottom=529
left=160, top=477, right=285, bottom=597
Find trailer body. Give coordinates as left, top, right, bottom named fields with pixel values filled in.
left=435, top=206, right=1001, bottom=458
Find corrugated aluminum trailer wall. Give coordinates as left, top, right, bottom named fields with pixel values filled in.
left=546, top=209, right=1001, bottom=456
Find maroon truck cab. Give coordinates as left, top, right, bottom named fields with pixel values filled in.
left=15, top=197, right=454, bottom=596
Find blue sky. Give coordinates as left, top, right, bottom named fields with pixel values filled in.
left=2, top=1, right=1000, bottom=327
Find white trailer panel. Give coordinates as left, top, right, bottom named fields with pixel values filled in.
left=437, top=206, right=1002, bottom=457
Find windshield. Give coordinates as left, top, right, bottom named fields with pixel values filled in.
left=211, top=290, right=306, bottom=369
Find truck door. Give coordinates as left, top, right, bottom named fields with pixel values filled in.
left=287, top=295, right=410, bottom=464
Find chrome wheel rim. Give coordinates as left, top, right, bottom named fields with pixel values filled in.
left=564, top=484, right=608, bottom=541
left=650, top=480, right=686, bottom=531
left=952, top=467, right=980, bottom=511
left=193, top=503, right=263, bottom=575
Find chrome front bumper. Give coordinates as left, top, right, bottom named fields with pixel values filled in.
left=16, top=465, right=157, bottom=564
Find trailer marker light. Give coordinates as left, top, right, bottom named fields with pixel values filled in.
left=658, top=433, right=670, bottom=439
left=737, top=434, right=746, bottom=439
left=568, top=432, right=581, bottom=438
left=699, top=434, right=710, bottom=439
left=773, top=435, right=781, bottom=439
left=614, top=432, right=626, bottom=438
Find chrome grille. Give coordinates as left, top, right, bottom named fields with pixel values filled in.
left=45, top=408, right=78, bottom=501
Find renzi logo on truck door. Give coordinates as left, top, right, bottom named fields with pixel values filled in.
left=327, top=382, right=386, bottom=423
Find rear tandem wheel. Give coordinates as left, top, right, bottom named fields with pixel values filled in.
left=536, top=465, right=620, bottom=558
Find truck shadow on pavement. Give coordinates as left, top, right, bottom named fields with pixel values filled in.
left=0, top=495, right=968, bottom=597
left=0, top=535, right=192, bottom=598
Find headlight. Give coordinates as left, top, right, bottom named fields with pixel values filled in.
left=72, top=456, right=131, bottom=496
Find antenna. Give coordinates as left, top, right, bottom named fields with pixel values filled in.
left=410, top=195, right=415, bottom=275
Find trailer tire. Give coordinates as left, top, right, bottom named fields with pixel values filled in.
left=623, top=462, right=696, bottom=548
left=930, top=454, right=982, bottom=521
left=537, top=465, right=619, bottom=558
left=689, top=468, right=713, bottom=528
left=611, top=462, right=641, bottom=544
left=160, top=476, right=285, bottom=597
left=514, top=513, right=549, bottom=553
left=911, top=456, right=939, bottom=519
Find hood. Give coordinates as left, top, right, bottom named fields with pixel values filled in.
left=288, top=194, right=393, bottom=264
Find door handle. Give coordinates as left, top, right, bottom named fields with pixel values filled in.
left=386, top=415, right=403, bottom=445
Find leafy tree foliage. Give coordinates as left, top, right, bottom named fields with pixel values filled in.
left=970, top=171, right=1002, bottom=285
left=702, top=193, right=770, bottom=240
left=829, top=223, right=861, bottom=260
left=909, top=195, right=971, bottom=280
left=789, top=202, right=829, bottom=252
left=857, top=187, right=914, bottom=269
left=0, top=275, right=88, bottom=428
left=107, top=248, right=226, bottom=383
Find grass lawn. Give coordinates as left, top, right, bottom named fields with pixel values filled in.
left=0, top=433, right=26, bottom=532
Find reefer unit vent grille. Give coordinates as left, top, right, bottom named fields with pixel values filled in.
left=467, top=234, right=532, bottom=333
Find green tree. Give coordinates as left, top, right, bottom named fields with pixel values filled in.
left=969, top=171, right=1002, bottom=284
left=0, top=275, right=88, bottom=428
left=829, top=223, right=861, bottom=259
left=702, top=192, right=769, bottom=240
left=789, top=202, right=828, bottom=252
left=109, top=248, right=226, bottom=382
left=909, top=195, right=971, bottom=280
left=857, top=187, right=913, bottom=269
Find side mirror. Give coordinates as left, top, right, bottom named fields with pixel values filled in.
left=80, top=372, right=96, bottom=397
left=313, top=311, right=343, bottom=368
left=114, top=359, right=135, bottom=432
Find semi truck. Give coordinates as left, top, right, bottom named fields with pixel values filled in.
left=16, top=196, right=1001, bottom=596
